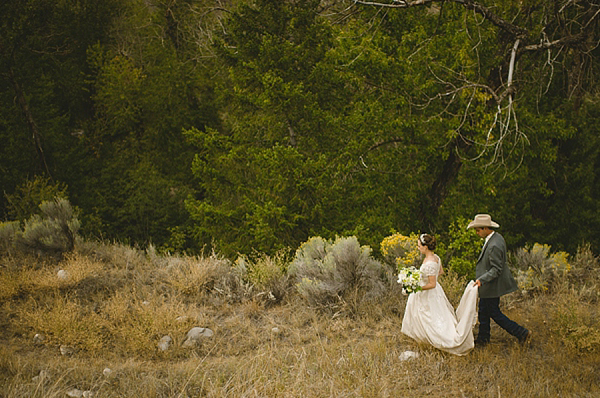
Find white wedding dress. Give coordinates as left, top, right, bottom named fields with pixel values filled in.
left=401, top=256, right=479, bottom=356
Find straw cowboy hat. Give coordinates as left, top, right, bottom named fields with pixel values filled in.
left=467, top=214, right=500, bottom=229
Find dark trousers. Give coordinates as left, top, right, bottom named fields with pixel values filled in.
left=476, top=297, right=528, bottom=342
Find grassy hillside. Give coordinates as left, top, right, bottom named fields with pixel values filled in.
left=0, top=240, right=599, bottom=397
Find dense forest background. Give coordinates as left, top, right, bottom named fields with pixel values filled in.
left=2, top=0, right=599, bottom=258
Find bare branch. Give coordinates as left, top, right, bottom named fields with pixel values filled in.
left=368, top=139, right=405, bottom=152
left=351, top=0, right=600, bottom=174
left=353, top=0, right=528, bottom=37
left=519, top=33, right=586, bottom=53
left=507, top=39, right=519, bottom=88
left=9, top=67, right=53, bottom=179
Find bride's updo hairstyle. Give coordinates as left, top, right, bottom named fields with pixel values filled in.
left=419, top=233, right=437, bottom=251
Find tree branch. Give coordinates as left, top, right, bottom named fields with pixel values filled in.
left=368, top=138, right=405, bottom=152
left=352, top=0, right=528, bottom=37
left=9, top=67, right=53, bottom=179
left=519, top=33, right=586, bottom=53
left=352, top=0, right=598, bottom=174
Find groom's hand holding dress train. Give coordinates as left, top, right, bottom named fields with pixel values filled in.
left=468, top=214, right=532, bottom=347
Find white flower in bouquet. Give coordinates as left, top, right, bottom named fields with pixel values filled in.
left=397, top=266, right=423, bottom=295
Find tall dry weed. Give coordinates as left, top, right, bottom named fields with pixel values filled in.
left=0, top=265, right=38, bottom=302
left=158, top=252, right=236, bottom=299
left=77, top=240, right=146, bottom=271
left=17, top=295, right=108, bottom=352
left=101, top=290, right=209, bottom=357
left=0, top=221, right=21, bottom=256
left=1, top=239, right=599, bottom=397
left=438, top=268, right=471, bottom=307
left=568, top=243, right=600, bottom=302
left=235, top=249, right=291, bottom=304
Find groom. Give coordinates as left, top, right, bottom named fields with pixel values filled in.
left=468, top=214, right=531, bottom=347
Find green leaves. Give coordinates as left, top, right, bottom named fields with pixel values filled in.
left=2, top=0, right=599, bottom=258
left=186, top=125, right=330, bottom=255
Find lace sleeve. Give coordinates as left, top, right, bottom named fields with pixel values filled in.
left=421, top=261, right=439, bottom=277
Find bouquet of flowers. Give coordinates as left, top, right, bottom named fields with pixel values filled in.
left=397, top=266, right=423, bottom=295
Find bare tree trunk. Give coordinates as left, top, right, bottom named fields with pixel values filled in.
left=165, top=0, right=181, bottom=50
left=419, top=137, right=469, bottom=231
left=9, top=67, right=52, bottom=179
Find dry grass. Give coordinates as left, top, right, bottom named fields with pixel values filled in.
left=0, top=242, right=599, bottom=397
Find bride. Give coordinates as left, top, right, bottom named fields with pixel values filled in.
left=401, top=234, right=479, bottom=356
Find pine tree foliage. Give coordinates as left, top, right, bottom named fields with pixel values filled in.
left=1, top=0, right=599, bottom=256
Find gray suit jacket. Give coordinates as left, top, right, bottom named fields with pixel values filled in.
left=475, top=232, right=518, bottom=298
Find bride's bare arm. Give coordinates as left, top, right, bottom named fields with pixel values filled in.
left=421, top=275, right=437, bottom=290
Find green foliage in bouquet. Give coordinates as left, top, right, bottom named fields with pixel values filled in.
left=289, top=236, right=388, bottom=310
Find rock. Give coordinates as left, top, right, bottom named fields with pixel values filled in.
left=32, top=370, right=49, bottom=382
left=398, top=350, right=419, bottom=361
left=102, top=368, right=112, bottom=377
left=57, top=270, right=69, bottom=280
left=158, top=335, right=172, bottom=351
left=66, top=388, right=83, bottom=397
left=142, top=301, right=150, bottom=306
left=182, top=327, right=214, bottom=347
left=271, top=327, right=280, bottom=334
left=82, top=391, right=94, bottom=398
left=33, top=333, right=45, bottom=344
left=60, top=345, right=74, bottom=356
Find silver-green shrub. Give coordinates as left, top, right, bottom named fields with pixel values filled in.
left=510, top=243, right=571, bottom=294
left=289, top=236, right=388, bottom=309
left=0, top=221, right=21, bottom=255
left=17, top=198, right=80, bottom=256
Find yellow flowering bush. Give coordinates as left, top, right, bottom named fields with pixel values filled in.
left=380, top=233, right=421, bottom=271
left=511, top=243, right=571, bottom=293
